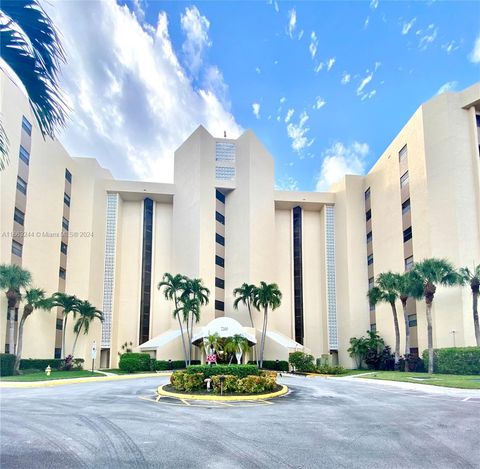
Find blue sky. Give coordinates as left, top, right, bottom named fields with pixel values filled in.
left=47, top=0, right=480, bottom=191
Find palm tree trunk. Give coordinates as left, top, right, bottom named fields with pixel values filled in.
left=71, top=329, right=82, bottom=357
left=472, top=289, right=479, bottom=346
left=390, top=300, right=400, bottom=368
left=62, top=314, right=68, bottom=359
left=14, top=314, right=27, bottom=373
left=426, top=301, right=434, bottom=374
left=247, top=301, right=259, bottom=366
left=188, top=313, right=194, bottom=366
left=401, top=299, right=410, bottom=372
left=8, top=306, right=15, bottom=354
left=260, top=307, right=268, bottom=368
left=174, top=294, right=189, bottom=367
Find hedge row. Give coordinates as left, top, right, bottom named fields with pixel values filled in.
left=186, top=364, right=259, bottom=378
left=118, top=353, right=201, bottom=373
left=422, top=347, right=480, bottom=375
left=0, top=354, right=15, bottom=376
left=248, top=360, right=289, bottom=371
left=154, top=360, right=200, bottom=371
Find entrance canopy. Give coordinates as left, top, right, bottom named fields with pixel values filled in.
left=191, top=317, right=257, bottom=345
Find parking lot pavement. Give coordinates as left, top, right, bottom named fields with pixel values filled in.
left=1, top=374, right=479, bottom=469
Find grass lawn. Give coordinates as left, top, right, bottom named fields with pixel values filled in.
left=1, top=370, right=104, bottom=382
left=336, top=369, right=373, bottom=377
left=100, top=368, right=162, bottom=375
left=359, top=371, right=480, bottom=389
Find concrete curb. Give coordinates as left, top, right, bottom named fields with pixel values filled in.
left=156, top=384, right=289, bottom=401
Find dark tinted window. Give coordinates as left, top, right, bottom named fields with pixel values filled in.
left=19, top=145, right=30, bottom=165
left=22, top=116, right=32, bottom=135
left=215, top=255, right=224, bottom=267
left=402, top=199, right=411, bottom=215
left=215, top=277, right=225, bottom=289
left=364, top=188, right=371, bottom=200
left=59, top=267, right=66, bottom=279
left=215, top=233, right=225, bottom=246
left=293, top=206, right=304, bottom=345
left=14, top=208, right=25, bottom=225
left=366, top=209, right=372, bottom=221
left=61, top=242, right=68, bottom=255
left=215, top=300, right=225, bottom=311
left=16, top=176, right=27, bottom=195
left=62, top=217, right=69, bottom=231
left=403, top=227, right=412, bottom=242
left=215, top=211, right=225, bottom=224
left=64, top=193, right=71, bottom=207
left=54, top=348, right=61, bottom=359
left=139, top=198, right=153, bottom=344
left=366, top=231, right=372, bottom=243
left=12, top=240, right=23, bottom=257
left=56, top=318, right=63, bottom=330
left=215, top=189, right=225, bottom=203
left=65, top=169, right=72, bottom=183
left=367, top=254, right=374, bottom=265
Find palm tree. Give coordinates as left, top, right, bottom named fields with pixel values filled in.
left=203, top=332, right=222, bottom=358
left=367, top=272, right=401, bottom=368
left=233, top=283, right=257, bottom=328
left=458, top=264, right=480, bottom=346
left=51, top=292, right=79, bottom=359
left=71, top=300, right=103, bottom=357
left=174, top=296, right=201, bottom=365
left=15, top=288, right=53, bottom=372
left=181, top=277, right=210, bottom=364
left=392, top=271, right=424, bottom=371
left=413, top=258, right=459, bottom=374
left=0, top=0, right=68, bottom=167
left=226, top=334, right=249, bottom=364
left=158, top=273, right=189, bottom=366
left=0, top=264, right=31, bottom=354
left=253, top=282, right=282, bottom=368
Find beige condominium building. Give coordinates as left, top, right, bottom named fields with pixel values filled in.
left=1, top=70, right=479, bottom=368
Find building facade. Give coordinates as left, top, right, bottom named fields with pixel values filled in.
left=1, top=71, right=479, bottom=368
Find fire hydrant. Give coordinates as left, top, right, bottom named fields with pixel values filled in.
left=45, top=365, right=51, bottom=376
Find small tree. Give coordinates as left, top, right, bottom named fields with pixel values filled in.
left=71, top=300, right=103, bottom=357
left=458, top=264, right=480, bottom=346
left=348, top=336, right=369, bottom=369
left=51, top=292, right=79, bottom=359
left=233, top=283, right=258, bottom=365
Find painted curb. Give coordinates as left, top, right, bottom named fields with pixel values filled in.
left=156, top=384, right=289, bottom=401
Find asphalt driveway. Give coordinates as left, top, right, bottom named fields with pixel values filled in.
left=1, top=375, right=479, bottom=469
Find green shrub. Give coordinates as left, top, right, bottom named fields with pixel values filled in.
left=186, top=364, right=258, bottom=378
left=422, top=347, right=480, bottom=375
left=237, top=375, right=276, bottom=393
left=19, top=358, right=64, bottom=371
left=170, top=371, right=205, bottom=391
left=73, top=358, right=84, bottom=370
left=316, top=364, right=346, bottom=375
left=154, top=360, right=200, bottom=371
left=118, top=353, right=152, bottom=373
left=0, top=354, right=16, bottom=376
left=170, top=371, right=186, bottom=390
left=248, top=360, right=289, bottom=371
left=211, top=374, right=239, bottom=393
left=289, top=352, right=316, bottom=372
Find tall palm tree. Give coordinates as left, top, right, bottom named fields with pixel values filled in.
left=413, top=258, right=459, bottom=374
left=458, top=264, right=480, bottom=346
left=51, top=292, right=79, bottom=359
left=174, top=296, right=201, bottom=365
left=0, top=264, right=31, bottom=354
left=224, top=334, right=249, bottom=364
left=15, top=288, right=53, bottom=372
left=367, top=272, right=401, bottom=368
left=0, top=0, right=68, bottom=167
left=253, top=282, right=282, bottom=368
left=391, top=271, right=424, bottom=371
left=181, top=278, right=210, bottom=364
left=158, top=273, right=189, bottom=366
left=233, top=283, right=257, bottom=328
left=71, top=300, right=103, bottom=357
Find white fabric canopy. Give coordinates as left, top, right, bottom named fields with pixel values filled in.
left=192, top=317, right=257, bottom=344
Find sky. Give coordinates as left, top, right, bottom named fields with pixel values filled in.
left=42, top=0, right=480, bottom=191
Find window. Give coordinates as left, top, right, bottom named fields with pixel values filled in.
left=405, top=256, right=414, bottom=271
left=56, top=318, right=63, bottom=330
left=369, top=301, right=375, bottom=311
left=215, top=277, right=225, bottom=289
left=215, top=211, right=225, bottom=225
left=22, top=116, right=32, bottom=135
left=400, top=171, right=409, bottom=188
left=365, top=209, right=372, bottom=221
left=403, top=226, right=412, bottom=242
left=293, top=206, right=304, bottom=345
left=409, top=347, right=419, bottom=358
left=62, top=217, right=69, bottom=231
left=215, top=233, right=225, bottom=246
left=370, top=323, right=376, bottom=333
left=364, top=188, right=371, bottom=200
left=215, top=300, right=225, bottom=311
left=54, top=348, right=62, bottom=359
left=64, top=193, right=71, bottom=207
left=367, top=254, right=374, bottom=265
left=215, top=166, right=235, bottom=180
left=366, top=231, right=373, bottom=243
left=65, top=169, right=72, bottom=183
left=402, top=198, right=411, bottom=215
left=59, top=267, right=66, bottom=279
left=215, top=255, right=224, bottom=268
left=399, top=144, right=408, bottom=162
left=216, top=189, right=225, bottom=203
left=60, top=242, right=68, bottom=255
left=408, top=314, right=417, bottom=327
left=16, top=176, right=27, bottom=195
left=14, top=208, right=25, bottom=225
left=368, top=277, right=374, bottom=290
left=215, top=142, right=235, bottom=161
left=19, top=145, right=30, bottom=165
left=12, top=240, right=23, bottom=257
left=476, top=114, right=480, bottom=127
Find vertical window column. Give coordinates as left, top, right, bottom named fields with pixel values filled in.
left=364, top=187, right=376, bottom=331
left=325, top=205, right=338, bottom=350
left=215, top=189, right=226, bottom=318
left=293, top=206, right=304, bottom=345
left=139, top=198, right=153, bottom=344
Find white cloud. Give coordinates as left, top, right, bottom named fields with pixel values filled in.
left=287, top=8, right=296, bottom=38
left=341, top=72, right=351, bottom=84
left=418, top=24, right=438, bottom=50
left=442, top=40, right=459, bottom=54
left=255, top=66, right=261, bottom=74
left=374, top=61, right=381, bottom=71
left=364, top=16, right=370, bottom=29
left=280, top=96, right=286, bottom=103
left=370, top=0, right=379, bottom=9
left=315, top=142, right=369, bottom=191
left=361, top=89, right=377, bottom=101
left=180, top=6, right=211, bottom=76
left=252, top=102, right=261, bottom=119
left=298, top=30, right=304, bottom=40
left=313, top=97, right=326, bottom=110
left=314, top=62, right=324, bottom=73
left=402, top=17, right=416, bottom=35
left=309, top=31, right=318, bottom=59
left=286, top=111, right=314, bottom=153
left=436, top=81, right=458, bottom=95
left=43, top=0, right=242, bottom=182
left=357, top=72, right=373, bottom=95
left=285, top=109, right=294, bottom=123
left=276, top=175, right=299, bottom=191
left=469, top=35, right=480, bottom=63
left=274, top=1, right=279, bottom=13
left=327, top=57, right=336, bottom=71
